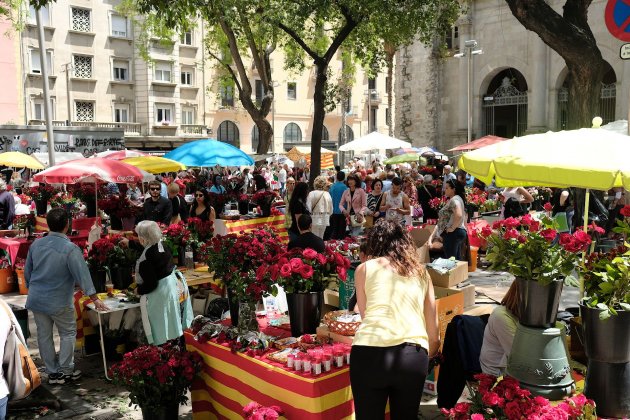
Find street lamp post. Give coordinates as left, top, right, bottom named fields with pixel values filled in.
left=454, top=40, right=483, bottom=143
left=271, top=81, right=280, bottom=153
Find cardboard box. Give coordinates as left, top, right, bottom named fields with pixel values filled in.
left=427, top=261, right=469, bottom=287
left=424, top=286, right=465, bottom=395
left=411, top=227, right=433, bottom=263
left=324, top=289, right=340, bottom=308
left=435, top=283, right=476, bottom=309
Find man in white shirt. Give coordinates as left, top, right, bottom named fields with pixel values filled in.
left=277, top=165, right=288, bottom=195
left=442, top=165, right=456, bottom=193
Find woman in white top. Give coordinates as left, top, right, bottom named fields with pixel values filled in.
left=430, top=179, right=467, bottom=260
left=306, top=176, right=333, bottom=239
left=480, top=280, right=519, bottom=376
left=500, top=187, right=533, bottom=219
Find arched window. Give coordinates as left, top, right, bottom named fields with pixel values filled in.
left=217, top=120, right=240, bottom=147
left=251, top=125, right=259, bottom=153
left=322, top=125, right=329, bottom=141
left=338, top=125, right=354, bottom=142
left=284, top=122, right=302, bottom=142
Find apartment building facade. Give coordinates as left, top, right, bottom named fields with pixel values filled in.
left=17, top=1, right=391, bottom=154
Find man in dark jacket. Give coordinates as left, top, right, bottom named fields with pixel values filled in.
left=0, top=180, right=15, bottom=230
left=142, top=180, right=172, bottom=225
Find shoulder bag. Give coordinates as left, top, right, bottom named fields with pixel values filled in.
left=1, top=301, right=41, bottom=400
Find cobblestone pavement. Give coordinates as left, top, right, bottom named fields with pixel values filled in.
left=2, top=266, right=582, bottom=419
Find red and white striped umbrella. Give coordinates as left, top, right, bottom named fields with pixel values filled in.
left=32, top=157, right=146, bottom=184
left=95, top=149, right=150, bottom=160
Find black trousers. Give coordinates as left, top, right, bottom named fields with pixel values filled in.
left=329, top=214, right=347, bottom=240
left=350, top=344, right=429, bottom=420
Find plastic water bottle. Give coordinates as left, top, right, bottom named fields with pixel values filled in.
left=184, top=243, right=194, bottom=270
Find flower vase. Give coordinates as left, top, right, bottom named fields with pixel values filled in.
left=110, top=215, right=123, bottom=231
left=515, top=277, right=563, bottom=328
left=89, top=268, right=107, bottom=294
left=581, top=303, right=630, bottom=418
left=140, top=402, right=179, bottom=420
left=34, top=199, right=47, bottom=216
left=286, top=291, right=324, bottom=337
left=177, top=246, right=186, bottom=268
left=110, top=266, right=133, bottom=290
left=86, top=200, right=97, bottom=218
left=226, top=288, right=239, bottom=327
left=237, top=302, right=259, bottom=332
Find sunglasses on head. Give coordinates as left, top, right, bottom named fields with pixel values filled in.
left=150, top=187, right=160, bottom=191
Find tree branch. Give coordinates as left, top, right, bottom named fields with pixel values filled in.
left=218, top=16, right=252, bottom=95
left=238, top=8, right=269, bottom=86
left=323, top=6, right=360, bottom=64
left=276, top=21, right=321, bottom=62
left=206, top=49, right=243, bottom=93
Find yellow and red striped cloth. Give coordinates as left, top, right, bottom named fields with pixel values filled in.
left=222, top=215, right=289, bottom=244
left=185, top=332, right=356, bottom=419
left=304, top=154, right=335, bottom=170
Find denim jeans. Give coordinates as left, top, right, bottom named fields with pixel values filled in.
left=0, top=395, right=7, bottom=419
left=32, top=306, right=76, bottom=375
left=443, top=228, right=467, bottom=260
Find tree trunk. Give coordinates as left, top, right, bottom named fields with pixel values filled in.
left=254, top=118, right=273, bottom=154
left=384, top=43, right=396, bottom=137
left=567, top=61, right=605, bottom=129
left=310, top=63, right=328, bottom=187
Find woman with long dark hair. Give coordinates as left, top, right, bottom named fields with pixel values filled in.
left=431, top=179, right=467, bottom=259
left=351, top=219, right=439, bottom=419
left=190, top=188, right=215, bottom=222
left=288, top=182, right=310, bottom=242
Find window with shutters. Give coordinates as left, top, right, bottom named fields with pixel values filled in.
left=287, top=82, right=297, bottom=100
left=30, top=49, right=53, bottom=75
left=114, top=104, right=129, bottom=122
left=220, top=84, right=234, bottom=107
left=73, top=55, right=92, bottom=79
left=154, top=61, right=172, bottom=82
left=283, top=123, right=302, bottom=142
left=33, top=99, right=56, bottom=120
left=71, top=8, right=91, bottom=32
left=111, top=15, right=128, bottom=37
left=28, top=5, right=49, bottom=25
left=181, top=107, right=195, bottom=125
left=180, top=68, right=193, bottom=86
left=75, top=101, right=94, bottom=121
left=181, top=31, right=193, bottom=45
left=113, top=60, right=130, bottom=81
left=255, top=79, right=263, bottom=104
left=155, top=104, right=173, bottom=123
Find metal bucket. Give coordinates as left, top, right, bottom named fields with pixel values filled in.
left=516, top=277, right=563, bottom=328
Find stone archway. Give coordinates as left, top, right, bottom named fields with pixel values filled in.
left=482, top=68, right=529, bottom=138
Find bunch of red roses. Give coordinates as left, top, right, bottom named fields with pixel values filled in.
left=429, top=196, right=449, bottom=210
left=466, top=188, right=488, bottom=208
left=162, top=222, right=191, bottom=256
left=479, top=215, right=590, bottom=286
left=621, top=205, right=630, bottom=218
left=441, top=374, right=596, bottom=420
left=242, top=401, right=283, bottom=420
left=258, top=246, right=350, bottom=294
left=109, top=340, right=201, bottom=409
left=97, top=195, right=140, bottom=219
left=207, top=228, right=284, bottom=303
left=186, top=217, right=214, bottom=242
left=24, top=184, right=57, bottom=202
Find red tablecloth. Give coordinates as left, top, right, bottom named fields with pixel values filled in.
left=185, top=331, right=355, bottom=419
left=0, top=234, right=89, bottom=265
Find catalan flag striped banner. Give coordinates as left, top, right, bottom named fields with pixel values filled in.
left=304, top=153, right=336, bottom=170
left=185, top=332, right=357, bottom=419
left=220, top=215, right=289, bottom=244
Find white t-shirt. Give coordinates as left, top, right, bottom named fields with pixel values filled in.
left=480, top=305, right=518, bottom=377
left=278, top=168, right=287, bottom=183
left=0, top=302, right=12, bottom=400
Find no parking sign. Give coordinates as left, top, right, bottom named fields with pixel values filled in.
left=606, top=0, right=630, bottom=41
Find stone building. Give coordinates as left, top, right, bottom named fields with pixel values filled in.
left=396, top=0, right=629, bottom=152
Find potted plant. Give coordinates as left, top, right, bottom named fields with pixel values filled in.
left=478, top=215, right=591, bottom=328
left=162, top=222, right=191, bottom=267
left=109, top=340, right=201, bottom=419
left=25, top=184, right=57, bottom=215
left=85, top=236, right=138, bottom=292
left=206, top=228, right=283, bottom=329
left=579, top=205, right=630, bottom=418
left=441, top=373, right=596, bottom=420
left=264, top=245, right=350, bottom=337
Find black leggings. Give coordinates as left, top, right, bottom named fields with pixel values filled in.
left=350, top=344, right=429, bottom=420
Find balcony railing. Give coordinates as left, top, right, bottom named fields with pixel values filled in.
left=180, top=124, right=206, bottom=135
left=28, top=120, right=143, bottom=136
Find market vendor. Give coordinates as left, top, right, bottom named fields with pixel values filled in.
left=141, top=180, right=172, bottom=225
left=287, top=214, right=325, bottom=253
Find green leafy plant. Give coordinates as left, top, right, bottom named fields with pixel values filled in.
left=478, top=215, right=590, bottom=286
left=581, top=205, right=630, bottom=319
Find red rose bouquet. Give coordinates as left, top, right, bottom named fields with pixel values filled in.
left=162, top=222, right=191, bottom=257
left=466, top=187, right=488, bottom=208
left=187, top=217, right=214, bottom=242
left=50, top=194, right=80, bottom=215
left=68, top=183, right=103, bottom=203
left=25, top=185, right=57, bottom=202
left=429, top=196, right=449, bottom=211
left=251, top=190, right=278, bottom=204
left=86, top=235, right=139, bottom=269
left=441, top=374, right=596, bottom=420
left=478, top=214, right=590, bottom=286
left=97, top=195, right=141, bottom=219
left=243, top=401, right=283, bottom=420
left=206, top=228, right=284, bottom=303
left=263, top=246, right=351, bottom=294
left=109, top=340, right=202, bottom=410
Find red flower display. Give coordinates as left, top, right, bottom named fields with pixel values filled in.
left=98, top=195, right=141, bottom=219
left=109, top=340, right=201, bottom=409
left=24, top=185, right=57, bottom=202
left=620, top=205, right=630, bottom=218
left=187, top=217, right=214, bottom=242
left=543, top=202, right=553, bottom=212
left=242, top=401, right=283, bottom=420
left=162, top=222, right=191, bottom=256
left=429, top=196, right=449, bottom=210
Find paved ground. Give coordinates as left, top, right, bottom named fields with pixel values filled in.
left=2, top=265, right=583, bottom=419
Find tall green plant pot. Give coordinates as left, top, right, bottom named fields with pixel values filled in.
left=581, top=303, right=630, bottom=418
left=286, top=291, right=323, bottom=337
left=140, top=402, right=179, bottom=420
left=515, top=277, right=563, bottom=328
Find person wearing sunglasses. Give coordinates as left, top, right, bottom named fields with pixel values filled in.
left=141, top=180, right=172, bottom=225
left=190, top=189, right=215, bottom=222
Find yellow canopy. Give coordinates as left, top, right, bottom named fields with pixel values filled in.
left=122, top=156, right=186, bottom=174
left=0, top=151, right=45, bottom=169
left=458, top=128, right=630, bottom=190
